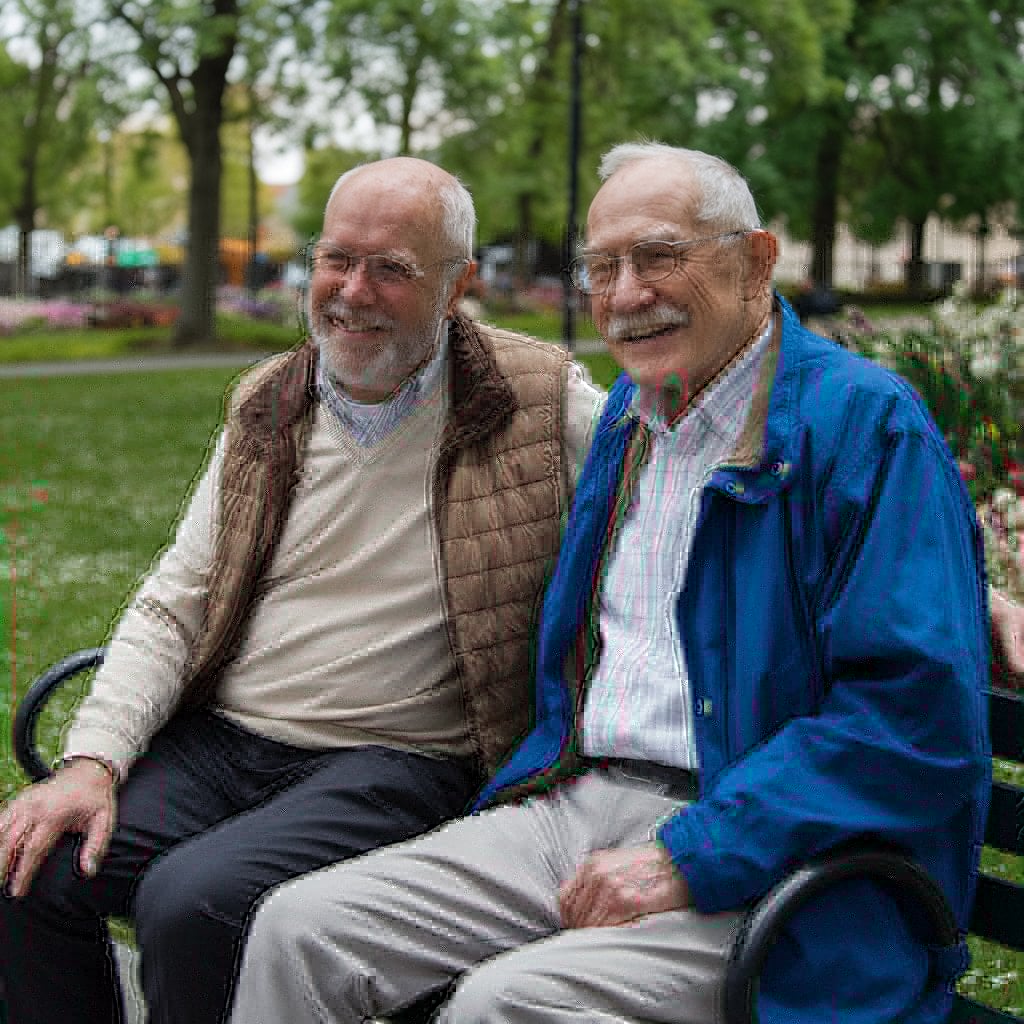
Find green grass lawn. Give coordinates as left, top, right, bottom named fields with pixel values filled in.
left=0, top=307, right=602, bottom=365
left=0, top=368, right=243, bottom=784
left=0, top=312, right=300, bottom=364
left=0, top=364, right=1020, bottom=1014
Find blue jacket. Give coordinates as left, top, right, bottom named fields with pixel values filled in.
left=476, top=297, right=991, bottom=1023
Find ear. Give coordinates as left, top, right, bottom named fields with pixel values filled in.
left=446, top=260, right=478, bottom=318
left=740, top=230, right=777, bottom=303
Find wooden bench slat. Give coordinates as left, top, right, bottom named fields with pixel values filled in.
left=969, top=876, right=1024, bottom=949
left=990, top=692, right=1024, bottom=762
left=984, top=783, right=1024, bottom=855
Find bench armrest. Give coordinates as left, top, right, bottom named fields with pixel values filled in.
left=13, top=647, right=107, bottom=782
left=721, top=842, right=960, bottom=1024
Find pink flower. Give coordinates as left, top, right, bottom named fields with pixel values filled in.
left=1007, top=462, right=1024, bottom=496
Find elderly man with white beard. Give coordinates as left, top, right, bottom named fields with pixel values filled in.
left=0, top=157, right=602, bottom=1024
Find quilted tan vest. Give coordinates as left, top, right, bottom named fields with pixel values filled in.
left=178, top=314, right=570, bottom=775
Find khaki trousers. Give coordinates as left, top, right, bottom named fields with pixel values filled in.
left=230, top=769, right=742, bottom=1024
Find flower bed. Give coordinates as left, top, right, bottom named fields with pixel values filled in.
left=0, top=288, right=295, bottom=336
left=0, top=298, right=91, bottom=334
left=830, top=286, right=1024, bottom=602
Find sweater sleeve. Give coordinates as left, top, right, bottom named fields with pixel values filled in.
left=564, top=361, right=606, bottom=498
left=658, top=422, right=990, bottom=914
left=62, top=433, right=224, bottom=779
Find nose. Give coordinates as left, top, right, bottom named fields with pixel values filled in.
left=601, top=260, right=655, bottom=314
left=337, top=260, right=376, bottom=304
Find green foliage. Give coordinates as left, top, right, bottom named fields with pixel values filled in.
left=843, top=0, right=1023, bottom=239
left=0, top=0, right=103, bottom=255
left=1, top=0, right=1021, bottom=309
left=310, top=0, right=511, bottom=157
left=0, top=48, right=29, bottom=221
left=95, top=128, right=189, bottom=238
left=436, top=0, right=844, bottom=248
left=887, top=331, right=1017, bottom=500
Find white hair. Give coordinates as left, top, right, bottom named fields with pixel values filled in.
left=598, top=141, right=761, bottom=232
left=325, top=164, right=475, bottom=262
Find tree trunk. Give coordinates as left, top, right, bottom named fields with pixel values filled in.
left=110, top=0, right=237, bottom=344
left=906, top=217, right=927, bottom=297
left=14, top=214, right=34, bottom=299
left=247, top=106, right=259, bottom=297
left=514, top=0, right=569, bottom=287
left=515, top=192, right=533, bottom=290
left=174, top=105, right=225, bottom=345
left=397, top=53, right=423, bottom=157
left=810, top=116, right=844, bottom=290
left=14, top=144, right=39, bottom=297
left=169, top=13, right=237, bottom=346
left=974, top=218, right=989, bottom=297
left=13, top=47, right=52, bottom=297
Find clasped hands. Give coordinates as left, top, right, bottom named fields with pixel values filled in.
left=558, top=842, right=690, bottom=929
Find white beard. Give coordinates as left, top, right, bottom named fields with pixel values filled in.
left=307, top=290, right=445, bottom=399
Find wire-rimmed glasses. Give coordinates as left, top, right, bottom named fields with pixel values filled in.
left=567, top=232, right=750, bottom=295
left=306, top=242, right=468, bottom=287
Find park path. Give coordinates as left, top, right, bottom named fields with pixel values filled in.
left=0, top=351, right=271, bottom=379
left=0, top=340, right=607, bottom=380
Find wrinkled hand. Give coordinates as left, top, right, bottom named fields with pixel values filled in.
left=559, top=843, right=690, bottom=929
left=0, top=759, right=115, bottom=898
left=991, top=589, right=1024, bottom=676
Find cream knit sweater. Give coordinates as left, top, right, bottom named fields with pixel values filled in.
left=64, top=362, right=603, bottom=777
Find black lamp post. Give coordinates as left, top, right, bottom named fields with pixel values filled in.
left=562, top=0, right=584, bottom=353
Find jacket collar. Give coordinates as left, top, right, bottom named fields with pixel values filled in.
left=726, top=304, right=783, bottom=469
left=237, top=339, right=318, bottom=441
left=443, top=312, right=518, bottom=453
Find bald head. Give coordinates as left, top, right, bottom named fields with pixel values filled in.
left=326, top=157, right=475, bottom=261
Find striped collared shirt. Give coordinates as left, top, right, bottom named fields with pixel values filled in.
left=317, top=325, right=448, bottom=447
left=582, top=320, right=773, bottom=771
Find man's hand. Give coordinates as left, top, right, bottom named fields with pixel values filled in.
left=559, top=843, right=690, bottom=929
left=0, top=758, right=115, bottom=898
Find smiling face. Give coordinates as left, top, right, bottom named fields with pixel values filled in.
left=586, top=156, right=775, bottom=406
left=308, top=158, right=474, bottom=402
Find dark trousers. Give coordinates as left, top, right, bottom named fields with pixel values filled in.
left=0, top=709, right=479, bottom=1024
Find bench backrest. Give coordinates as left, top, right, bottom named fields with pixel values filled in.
left=949, top=689, right=1024, bottom=1024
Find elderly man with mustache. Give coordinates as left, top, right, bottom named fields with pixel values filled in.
left=229, top=142, right=991, bottom=1024
left=0, top=157, right=602, bottom=1024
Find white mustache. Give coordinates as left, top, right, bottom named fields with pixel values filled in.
left=605, top=305, right=689, bottom=342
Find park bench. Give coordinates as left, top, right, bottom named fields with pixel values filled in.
left=5, top=647, right=1024, bottom=1024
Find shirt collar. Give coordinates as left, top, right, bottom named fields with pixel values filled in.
left=317, top=322, right=448, bottom=446
left=629, top=317, right=773, bottom=437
